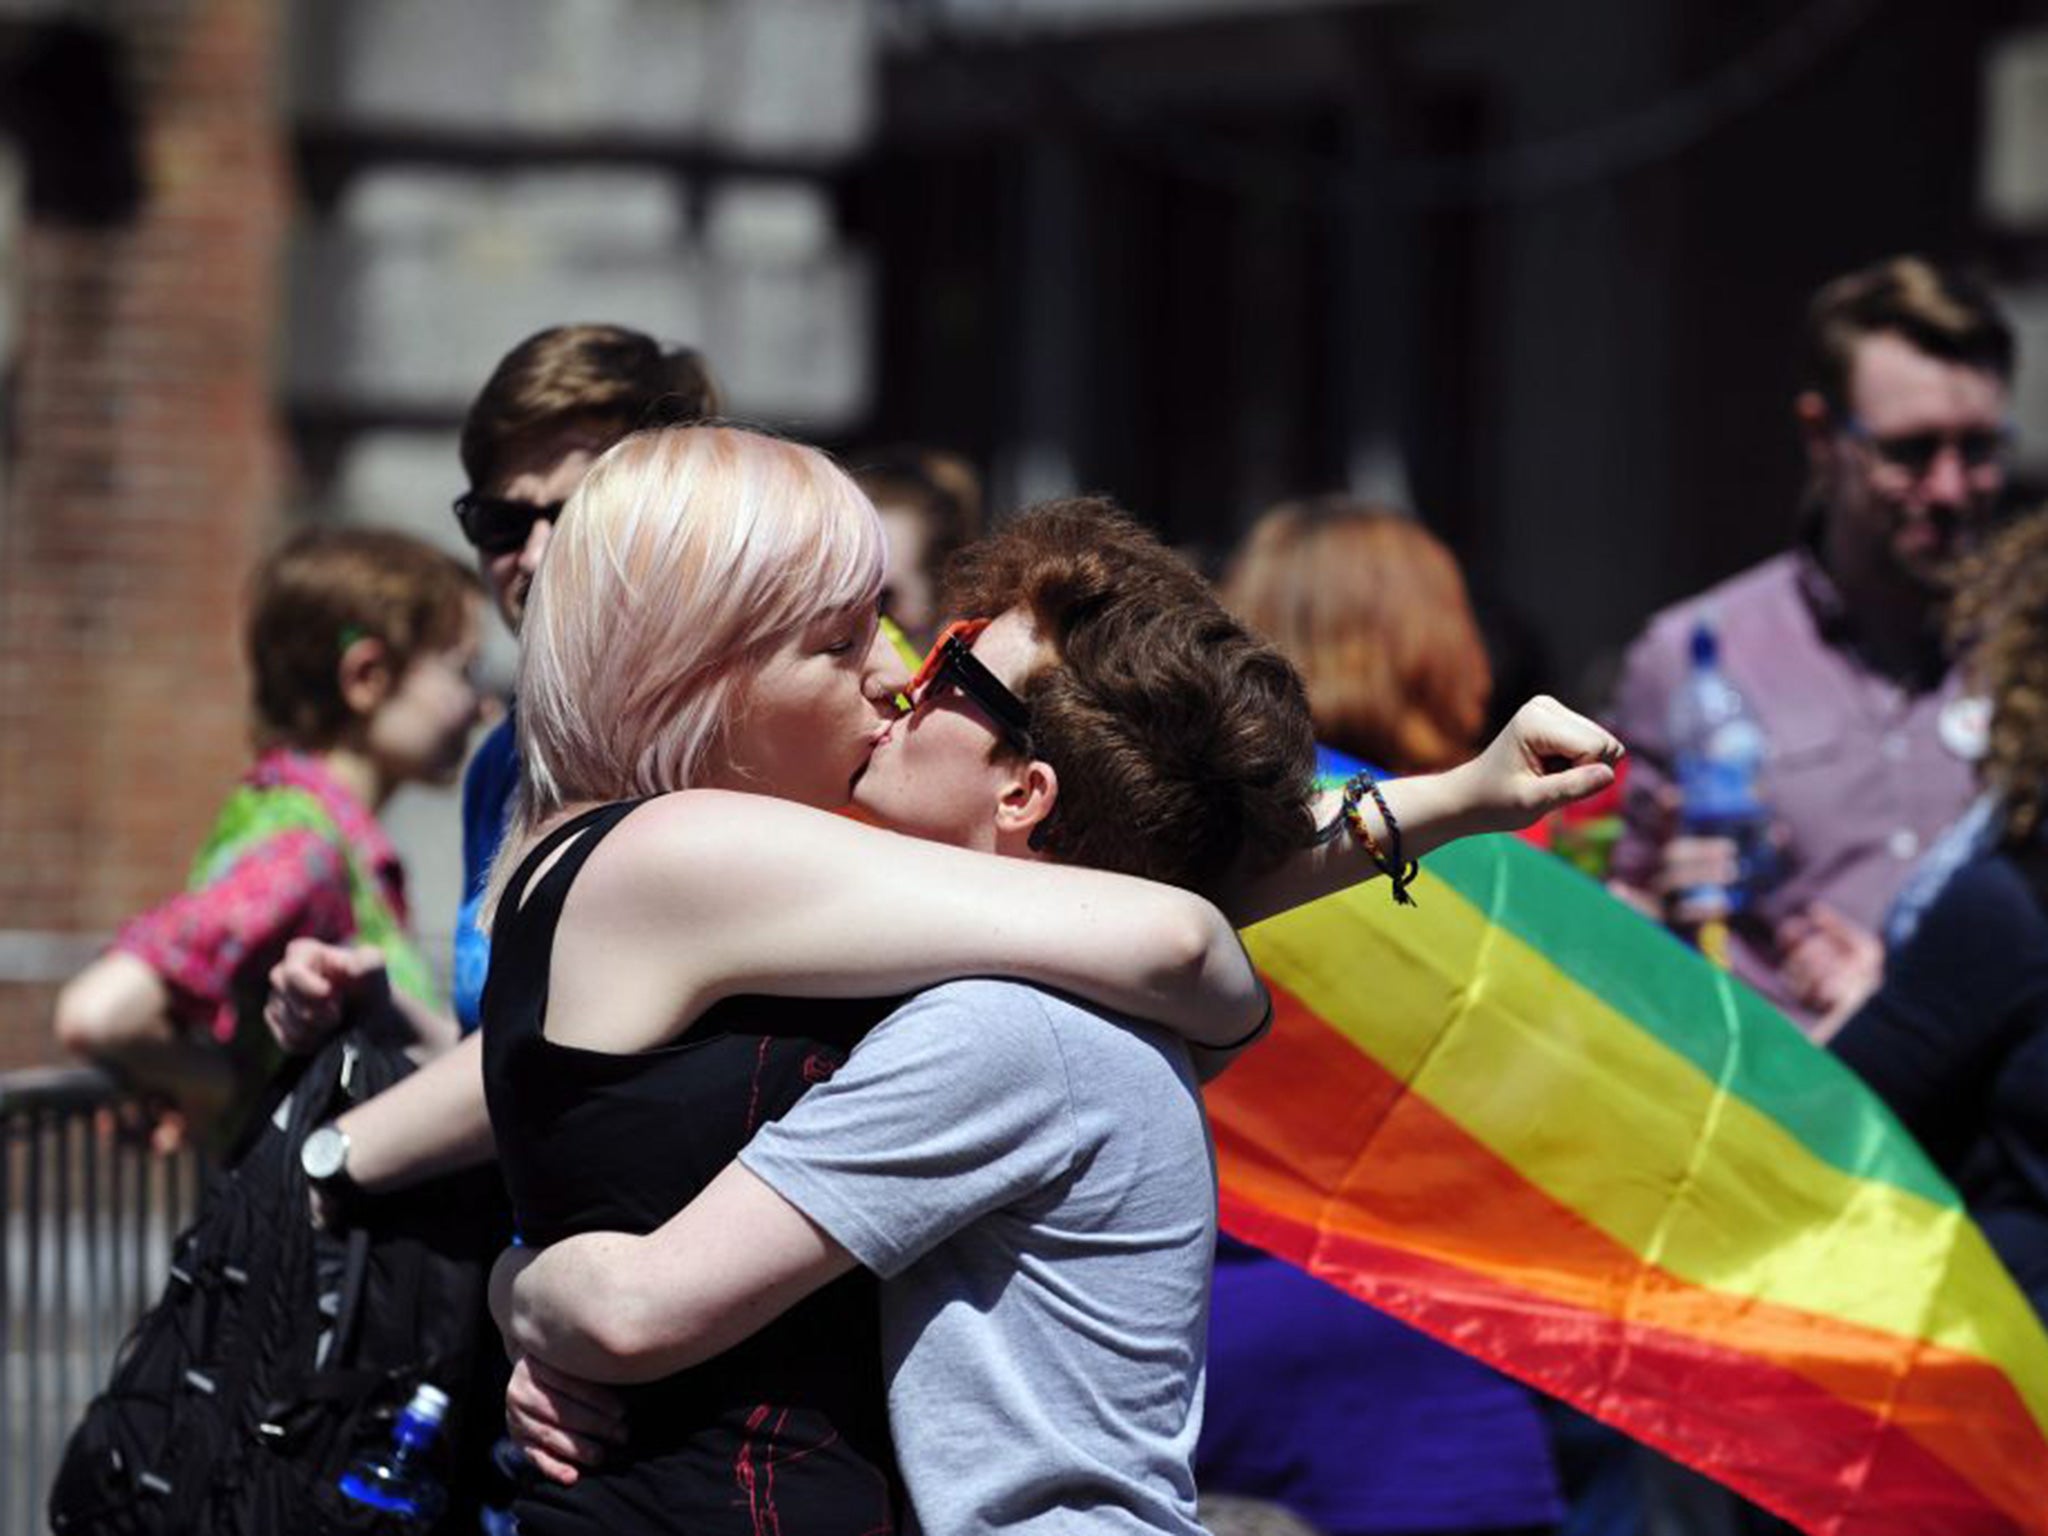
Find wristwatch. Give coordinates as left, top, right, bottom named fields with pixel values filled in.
left=300, top=1124, right=362, bottom=1224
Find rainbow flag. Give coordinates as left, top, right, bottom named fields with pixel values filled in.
left=1211, top=793, right=2048, bottom=1534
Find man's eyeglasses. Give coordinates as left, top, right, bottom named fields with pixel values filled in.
left=1841, top=418, right=2012, bottom=479
left=452, top=492, right=566, bottom=556
left=908, top=618, right=1034, bottom=756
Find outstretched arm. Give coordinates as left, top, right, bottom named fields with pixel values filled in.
left=578, top=791, right=1267, bottom=1051
left=1222, top=696, right=1625, bottom=928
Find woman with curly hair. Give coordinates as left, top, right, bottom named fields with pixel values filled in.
left=1832, top=509, right=2048, bottom=1322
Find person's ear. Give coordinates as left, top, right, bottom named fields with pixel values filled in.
left=1795, top=390, right=1836, bottom=468
left=995, top=758, right=1059, bottom=849
left=337, top=635, right=395, bottom=718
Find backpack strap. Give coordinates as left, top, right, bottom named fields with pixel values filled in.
left=325, top=1223, right=374, bottom=1371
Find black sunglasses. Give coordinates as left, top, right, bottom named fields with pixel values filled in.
left=908, top=619, right=1034, bottom=756
left=452, top=492, right=566, bottom=556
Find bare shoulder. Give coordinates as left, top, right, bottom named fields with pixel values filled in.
left=573, top=790, right=847, bottom=915
left=627, top=788, right=824, bottom=837
left=537, top=792, right=783, bottom=1049
left=559, top=791, right=737, bottom=905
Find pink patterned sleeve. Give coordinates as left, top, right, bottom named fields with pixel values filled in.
left=111, top=829, right=356, bottom=1044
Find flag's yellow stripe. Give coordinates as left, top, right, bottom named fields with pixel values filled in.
left=1419, top=835, right=1955, bottom=1207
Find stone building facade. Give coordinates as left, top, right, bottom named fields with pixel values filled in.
left=0, top=0, right=879, bottom=1066
left=0, top=0, right=287, bottom=1065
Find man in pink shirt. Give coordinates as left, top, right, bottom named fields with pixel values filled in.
left=1608, top=256, right=2015, bottom=1031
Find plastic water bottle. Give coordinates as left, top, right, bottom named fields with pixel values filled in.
left=1667, top=622, right=1773, bottom=946
left=337, top=1383, right=450, bottom=1525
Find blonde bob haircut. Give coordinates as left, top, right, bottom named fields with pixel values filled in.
left=498, top=423, right=884, bottom=885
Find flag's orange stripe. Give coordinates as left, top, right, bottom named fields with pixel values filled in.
left=1227, top=1198, right=2042, bottom=1536
left=1206, top=987, right=2048, bottom=1530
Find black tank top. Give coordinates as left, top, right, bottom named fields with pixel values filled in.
left=481, top=801, right=903, bottom=1535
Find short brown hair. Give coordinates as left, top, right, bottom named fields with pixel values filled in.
left=1803, top=256, right=2014, bottom=412
left=248, top=527, right=480, bottom=751
left=459, top=324, right=722, bottom=492
left=1222, top=497, right=1491, bottom=773
left=941, top=498, right=1320, bottom=896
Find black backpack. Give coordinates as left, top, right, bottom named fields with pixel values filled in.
left=48, top=1029, right=508, bottom=1535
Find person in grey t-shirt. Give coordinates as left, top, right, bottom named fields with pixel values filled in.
left=745, top=976, right=1217, bottom=1534
left=489, top=501, right=1623, bottom=1532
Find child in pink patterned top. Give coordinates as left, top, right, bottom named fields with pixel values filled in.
left=54, top=527, right=486, bottom=1151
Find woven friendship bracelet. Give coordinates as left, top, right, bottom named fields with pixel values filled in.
left=1359, top=773, right=1419, bottom=905
left=1338, top=771, right=1420, bottom=907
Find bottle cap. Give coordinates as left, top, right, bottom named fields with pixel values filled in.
left=405, top=1384, right=450, bottom=1425
left=1688, top=623, right=1718, bottom=668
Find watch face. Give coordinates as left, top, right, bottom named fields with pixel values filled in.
left=300, top=1125, right=348, bottom=1182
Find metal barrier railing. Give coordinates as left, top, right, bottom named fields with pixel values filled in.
left=1, top=1066, right=205, bottom=1536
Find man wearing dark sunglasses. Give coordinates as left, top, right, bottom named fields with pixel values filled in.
left=453, top=488, right=569, bottom=564
left=1609, top=256, right=2017, bottom=1031
left=442, top=328, right=719, bottom=1032
left=266, top=331, right=721, bottom=1055
left=268, top=331, right=721, bottom=1219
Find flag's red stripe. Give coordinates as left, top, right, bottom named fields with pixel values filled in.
left=1226, top=1198, right=2041, bottom=1536
left=1206, top=987, right=2048, bottom=1531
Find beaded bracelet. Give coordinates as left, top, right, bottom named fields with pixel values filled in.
left=1338, top=771, right=1420, bottom=907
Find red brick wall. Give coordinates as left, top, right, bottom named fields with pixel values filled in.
left=0, top=0, right=286, bottom=1067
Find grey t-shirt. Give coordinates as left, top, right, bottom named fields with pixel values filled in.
left=739, top=978, right=1216, bottom=1536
